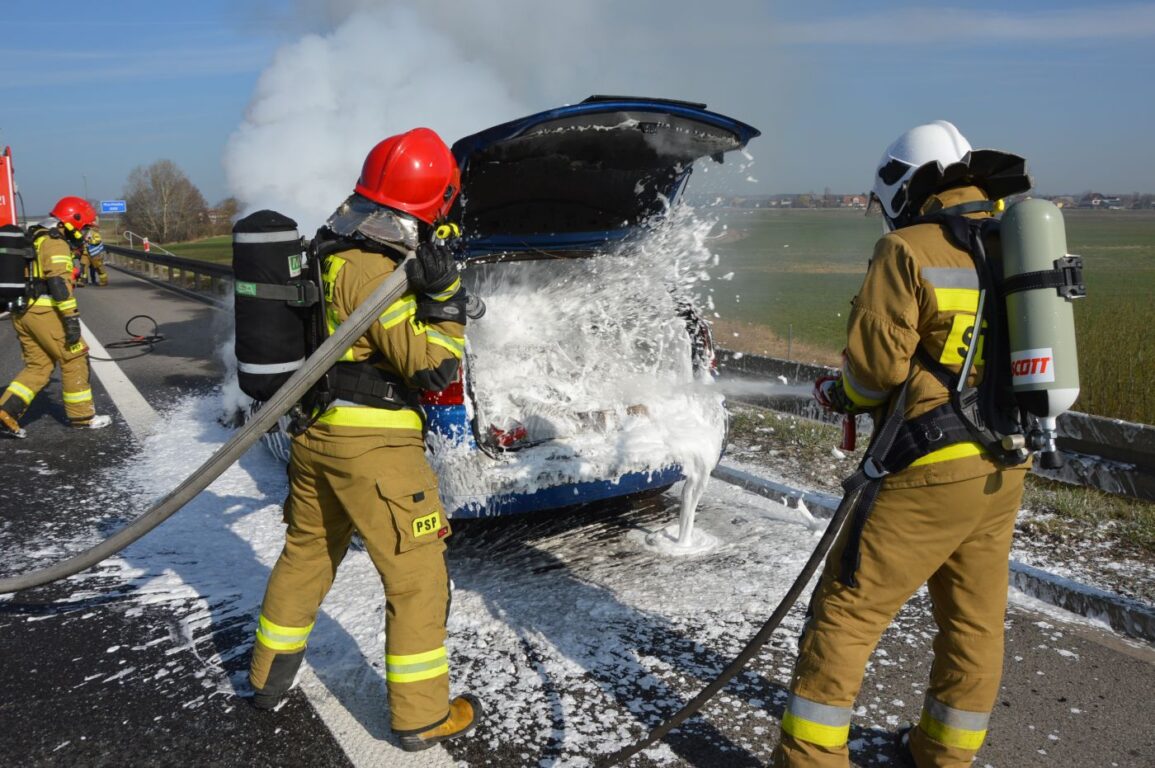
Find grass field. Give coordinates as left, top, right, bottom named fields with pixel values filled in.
left=707, top=206, right=1155, bottom=425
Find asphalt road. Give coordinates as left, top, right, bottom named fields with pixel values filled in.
left=1, top=266, right=1152, bottom=767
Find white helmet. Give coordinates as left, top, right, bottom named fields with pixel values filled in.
left=872, top=120, right=972, bottom=223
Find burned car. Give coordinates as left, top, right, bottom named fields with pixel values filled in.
left=422, top=96, right=759, bottom=517
left=251, top=96, right=759, bottom=518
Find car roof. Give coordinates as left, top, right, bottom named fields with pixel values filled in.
left=450, top=95, right=760, bottom=259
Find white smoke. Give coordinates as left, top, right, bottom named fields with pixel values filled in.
left=222, top=0, right=617, bottom=233
left=224, top=2, right=527, bottom=233
left=223, top=0, right=768, bottom=234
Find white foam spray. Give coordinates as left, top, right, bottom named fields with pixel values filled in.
left=447, top=205, right=728, bottom=549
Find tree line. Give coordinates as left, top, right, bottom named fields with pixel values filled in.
left=118, top=159, right=238, bottom=243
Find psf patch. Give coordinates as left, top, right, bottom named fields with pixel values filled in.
left=1011, top=347, right=1056, bottom=384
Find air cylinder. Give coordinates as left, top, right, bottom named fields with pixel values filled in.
left=232, top=210, right=308, bottom=401
left=999, top=198, right=1083, bottom=465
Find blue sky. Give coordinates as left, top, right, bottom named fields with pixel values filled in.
left=3, top=1, right=1153, bottom=219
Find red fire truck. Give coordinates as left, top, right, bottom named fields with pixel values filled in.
left=0, top=147, right=16, bottom=227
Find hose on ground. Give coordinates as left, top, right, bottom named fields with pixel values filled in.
left=599, top=485, right=858, bottom=766
left=0, top=256, right=414, bottom=595
left=88, top=314, right=165, bottom=362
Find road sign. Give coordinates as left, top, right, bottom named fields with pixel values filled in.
left=100, top=200, right=127, bottom=214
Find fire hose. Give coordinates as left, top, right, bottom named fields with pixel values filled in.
left=599, top=484, right=857, bottom=766
left=0, top=255, right=414, bottom=595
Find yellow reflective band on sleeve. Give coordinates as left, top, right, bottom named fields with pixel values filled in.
left=386, top=646, right=448, bottom=684
left=6, top=381, right=36, bottom=405
left=256, top=615, right=314, bottom=652
left=315, top=405, right=424, bottom=430
left=919, top=704, right=988, bottom=751
left=780, top=693, right=852, bottom=748
left=425, top=276, right=461, bottom=303
left=840, top=369, right=888, bottom=409
left=934, top=287, right=979, bottom=313
left=378, top=295, right=418, bottom=331
left=62, top=388, right=93, bottom=404
left=422, top=326, right=465, bottom=357
left=54, top=299, right=78, bottom=313
left=908, top=440, right=985, bottom=466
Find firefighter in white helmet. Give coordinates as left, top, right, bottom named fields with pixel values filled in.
left=771, top=121, right=1034, bottom=767
left=0, top=196, right=112, bottom=437
left=247, top=128, right=480, bottom=751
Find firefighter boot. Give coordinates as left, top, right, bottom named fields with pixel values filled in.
left=250, top=650, right=305, bottom=710
left=0, top=404, right=26, bottom=439
left=397, top=694, right=482, bottom=752
left=73, top=414, right=112, bottom=430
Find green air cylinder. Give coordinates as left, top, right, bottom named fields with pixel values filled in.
left=999, top=198, right=1084, bottom=466
left=232, top=210, right=308, bottom=401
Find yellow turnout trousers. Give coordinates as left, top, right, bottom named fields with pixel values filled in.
left=1, top=307, right=95, bottom=426
left=773, top=464, right=1025, bottom=768
left=249, top=432, right=453, bottom=733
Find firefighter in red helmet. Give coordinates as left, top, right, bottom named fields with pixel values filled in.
left=247, top=127, right=481, bottom=751
left=1, top=196, right=112, bottom=437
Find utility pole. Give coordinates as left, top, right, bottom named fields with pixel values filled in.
left=83, top=174, right=90, bottom=202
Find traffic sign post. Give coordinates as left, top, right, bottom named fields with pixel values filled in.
left=100, top=200, right=127, bottom=215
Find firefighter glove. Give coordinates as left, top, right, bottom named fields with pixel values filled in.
left=63, top=315, right=83, bottom=347
left=405, top=241, right=460, bottom=297
left=813, top=373, right=855, bottom=414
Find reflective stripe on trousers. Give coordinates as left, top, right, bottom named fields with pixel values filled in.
left=386, top=646, right=449, bottom=684
left=255, top=614, right=313, bottom=652
left=919, top=693, right=990, bottom=751
left=781, top=692, right=852, bottom=748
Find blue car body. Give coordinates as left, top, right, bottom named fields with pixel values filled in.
left=420, top=96, right=759, bottom=518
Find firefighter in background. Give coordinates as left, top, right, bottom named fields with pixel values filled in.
left=0, top=196, right=112, bottom=438
left=770, top=121, right=1034, bottom=768
left=76, top=226, right=108, bottom=286
left=248, top=128, right=480, bottom=751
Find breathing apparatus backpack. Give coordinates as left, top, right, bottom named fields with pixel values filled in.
left=231, top=211, right=418, bottom=434
left=232, top=210, right=318, bottom=402
left=836, top=197, right=1085, bottom=587
left=0, top=224, right=34, bottom=312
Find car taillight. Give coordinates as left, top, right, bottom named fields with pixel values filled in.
left=421, top=380, right=464, bottom=405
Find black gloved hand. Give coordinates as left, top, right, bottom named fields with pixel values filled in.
left=404, top=241, right=459, bottom=296
left=63, top=315, right=82, bottom=347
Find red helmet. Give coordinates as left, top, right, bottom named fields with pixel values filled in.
left=51, top=196, right=97, bottom=229
left=354, top=128, right=460, bottom=225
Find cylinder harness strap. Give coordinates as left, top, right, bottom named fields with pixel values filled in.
left=327, top=360, right=415, bottom=410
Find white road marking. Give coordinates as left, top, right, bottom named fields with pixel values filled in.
left=82, top=320, right=158, bottom=439
left=82, top=318, right=453, bottom=766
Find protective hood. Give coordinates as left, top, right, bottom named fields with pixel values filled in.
left=450, top=95, right=760, bottom=259
left=905, top=149, right=1032, bottom=218
left=324, top=194, right=419, bottom=250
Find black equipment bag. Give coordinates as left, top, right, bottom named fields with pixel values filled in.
left=0, top=225, right=33, bottom=310
left=232, top=210, right=316, bottom=401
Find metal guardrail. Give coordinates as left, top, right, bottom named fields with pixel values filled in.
left=92, top=247, right=1154, bottom=501
left=715, top=349, right=1155, bottom=502
left=104, top=244, right=232, bottom=307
